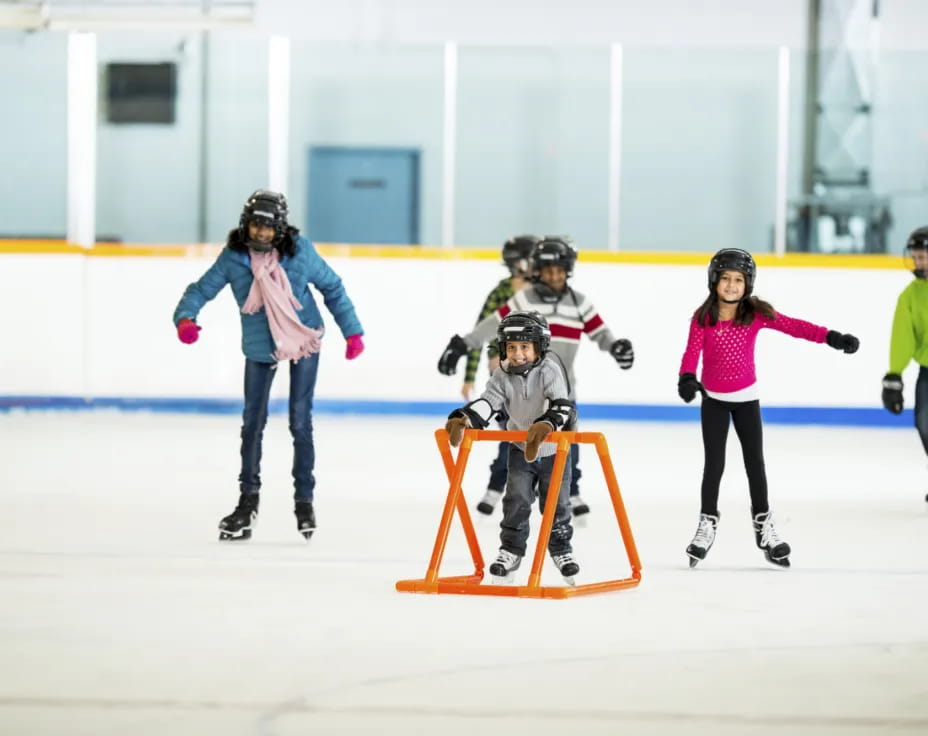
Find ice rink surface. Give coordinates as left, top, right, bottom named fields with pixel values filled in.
left=1, top=410, right=926, bottom=735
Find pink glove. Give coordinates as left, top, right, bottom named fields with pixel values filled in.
left=345, top=334, right=364, bottom=360
left=177, top=318, right=201, bottom=345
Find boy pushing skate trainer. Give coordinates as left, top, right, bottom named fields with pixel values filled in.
left=445, top=311, right=580, bottom=584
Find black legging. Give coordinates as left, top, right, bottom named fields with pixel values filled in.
left=700, top=397, right=768, bottom=517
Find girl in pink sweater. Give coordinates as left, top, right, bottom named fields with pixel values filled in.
left=677, top=248, right=859, bottom=569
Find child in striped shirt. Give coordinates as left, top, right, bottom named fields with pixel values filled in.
left=438, top=236, right=634, bottom=518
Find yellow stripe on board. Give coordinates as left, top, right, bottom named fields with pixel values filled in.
left=0, top=238, right=905, bottom=269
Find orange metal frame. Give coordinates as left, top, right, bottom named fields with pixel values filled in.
left=396, top=428, right=642, bottom=599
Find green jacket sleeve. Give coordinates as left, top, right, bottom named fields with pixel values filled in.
left=463, top=279, right=514, bottom=383
left=889, top=287, right=915, bottom=375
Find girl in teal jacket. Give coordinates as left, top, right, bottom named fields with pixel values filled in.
left=882, top=226, right=928, bottom=502
left=173, top=190, right=364, bottom=540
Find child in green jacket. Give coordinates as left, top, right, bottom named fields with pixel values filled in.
left=882, top=226, right=928, bottom=503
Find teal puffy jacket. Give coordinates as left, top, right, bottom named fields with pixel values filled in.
left=173, top=234, right=363, bottom=363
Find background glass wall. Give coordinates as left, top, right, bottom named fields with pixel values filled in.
left=455, top=45, right=610, bottom=249
left=0, top=31, right=67, bottom=238
left=0, top=31, right=924, bottom=251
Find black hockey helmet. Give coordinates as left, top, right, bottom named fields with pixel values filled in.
left=501, top=234, right=540, bottom=276
left=532, top=235, right=577, bottom=279
left=905, top=226, right=928, bottom=278
left=239, top=189, right=289, bottom=250
left=708, top=248, right=756, bottom=296
left=496, top=310, right=551, bottom=374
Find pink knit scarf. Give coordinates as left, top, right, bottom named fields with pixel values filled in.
left=241, top=250, right=323, bottom=362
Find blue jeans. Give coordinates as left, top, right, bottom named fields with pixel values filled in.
left=239, top=355, right=320, bottom=501
left=500, top=447, right=573, bottom=557
left=915, top=366, right=928, bottom=455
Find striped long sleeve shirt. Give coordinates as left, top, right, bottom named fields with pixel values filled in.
left=462, top=285, right=619, bottom=399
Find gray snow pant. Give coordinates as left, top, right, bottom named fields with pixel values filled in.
left=500, top=447, right=573, bottom=558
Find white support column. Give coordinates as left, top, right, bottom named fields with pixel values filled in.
left=67, top=32, right=97, bottom=248
left=268, top=35, right=290, bottom=194
left=607, top=43, right=623, bottom=251
left=441, top=41, right=458, bottom=248
left=773, top=45, right=791, bottom=257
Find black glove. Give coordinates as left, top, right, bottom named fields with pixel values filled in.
left=610, top=339, right=634, bottom=370
left=825, top=330, right=860, bottom=354
left=881, top=373, right=904, bottom=415
left=437, top=335, right=469, bottom=376
left=678, top=372, right=704, bottom=404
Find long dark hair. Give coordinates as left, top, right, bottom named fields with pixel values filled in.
left=226, top=224, right=300, bottom=258
left=694, top=292, right=776, bottom=327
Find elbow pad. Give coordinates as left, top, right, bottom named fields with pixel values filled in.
left=448, top=398, right=493, bottom=430
left=534, top=398, right=576, bottom=430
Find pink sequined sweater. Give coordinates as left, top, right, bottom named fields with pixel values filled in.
left=679, top=311, right=829, bottom=393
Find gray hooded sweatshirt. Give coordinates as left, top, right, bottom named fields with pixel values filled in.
left=459, top=354, right=571, bottom=459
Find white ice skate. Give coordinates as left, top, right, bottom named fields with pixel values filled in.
left=551, top=551, right=580, bottom=586
left=476, top=489, right=503, bottom=515
left=488, top=549, right=522, bottom=583
left=752, top=511, right=790, bottom=568
left=686, top=513, right=719, bottom=568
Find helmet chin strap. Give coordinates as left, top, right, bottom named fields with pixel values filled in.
left=535, top=282, right=565, bottom=304
left=248, top=241, right=274, bottom=253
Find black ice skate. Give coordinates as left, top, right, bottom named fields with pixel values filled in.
left=218, top=492, right=259, bottom=541
left=551, top=551, right=580, bottom=586
left=488, top=549, right=522, bottom=581
left=569, top=495, right=590, bottom=517
left=295, top=501, right=316, bottom=540
left=686, top=512, right=719, bottom=568
left=752, top=510, right=790, bottom=568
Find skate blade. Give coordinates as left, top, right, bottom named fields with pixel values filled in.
left=561, top=575, right=577, bottom=586
left=489, top=574, right=515, bottom=585
left=219, top=529, right=252, bottom=542
left=687, top=556, right=700, bottom=568
left=299, top=530, right=314, bottom=540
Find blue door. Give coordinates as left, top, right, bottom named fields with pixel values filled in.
left=307, top=147, right=420, bottom=244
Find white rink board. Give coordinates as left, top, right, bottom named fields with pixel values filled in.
left=0, top=252, right=912, bottom=409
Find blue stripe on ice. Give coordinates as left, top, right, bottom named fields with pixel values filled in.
left=0, top=395, right=913, bottom=427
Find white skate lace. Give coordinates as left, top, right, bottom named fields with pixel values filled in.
left=692, top=515, right=717, bottom=548
left=551, top=552, right=576, bottom=571
left=494, top=549, right=520, bottom=570
left=756, top=513, right=782, bottom=548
